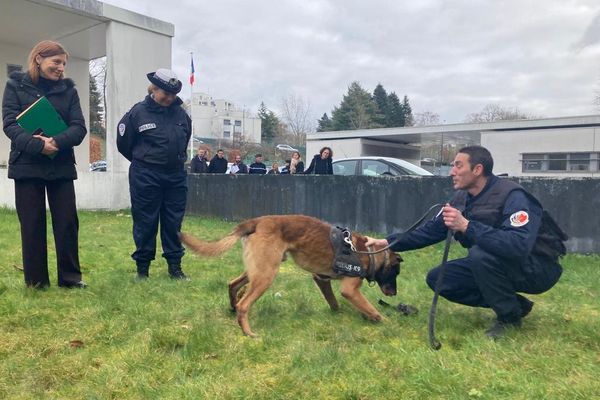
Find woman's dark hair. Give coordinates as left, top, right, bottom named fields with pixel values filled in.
left=458, top=145, right=493, bottom=176
left=28, top=40, right=69, bottom=84
left=319, top=147, right=333, bottom=159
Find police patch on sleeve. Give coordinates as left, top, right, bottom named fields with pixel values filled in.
left=118, top=123, right=126, bottom=136
left=510, top=211, right=529, bottom=227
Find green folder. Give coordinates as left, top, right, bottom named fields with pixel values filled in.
left=16, top=96, right=67, bottom=137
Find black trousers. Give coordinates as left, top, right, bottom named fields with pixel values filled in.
left=14, top=179, right=82, bottom=288
left=426, top=246, right=562, bottom=322
left=129, top=163, right=187, bottom=268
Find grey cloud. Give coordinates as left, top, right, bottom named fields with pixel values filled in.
left=104, top=0, right=600, bottom=122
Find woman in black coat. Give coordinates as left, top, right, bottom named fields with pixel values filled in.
left=303, top=147, right=333, bottom=175
left=2, top=40, right=87, bottom=289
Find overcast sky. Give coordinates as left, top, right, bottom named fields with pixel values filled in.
left=103, top=0, right=600, bottom=125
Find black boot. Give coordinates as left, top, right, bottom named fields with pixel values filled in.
left=168, top=263, right=189, bottom=280
left=517, top=294, right=534, bottom=318
left=485, top=319, right=522, bottom=340
left=136, top=263, right=150, bottom=281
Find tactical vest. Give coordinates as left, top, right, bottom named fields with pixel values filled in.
left=451, top=178, right=567, bottom=259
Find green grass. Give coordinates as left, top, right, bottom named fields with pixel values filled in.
left=0, top=208, right=598, bottom=399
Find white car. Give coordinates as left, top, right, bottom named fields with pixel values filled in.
left=332, top=157, right=433, bottom=177
left=276, top=144, right=299, bottom=152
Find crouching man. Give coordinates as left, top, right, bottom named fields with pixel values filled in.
left=365, top=146, right=565, bottom=339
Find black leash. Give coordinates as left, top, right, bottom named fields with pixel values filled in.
left=351, top=203, right=446, bottom=255
left=428, top=229, right=453, bottom=350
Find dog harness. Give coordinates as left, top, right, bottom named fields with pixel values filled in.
left=328, top=226, right=375, bottom=282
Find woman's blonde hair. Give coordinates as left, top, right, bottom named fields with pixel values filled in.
left=27, top=40, right=69, bottom=84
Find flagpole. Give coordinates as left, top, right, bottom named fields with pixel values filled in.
left=189, top=51, right=194, bottom=161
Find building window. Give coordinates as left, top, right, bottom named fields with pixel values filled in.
left=522, top=154, right=543, bottom=171
left=224, top=119, right=231, bottom=126
left=569, top=153, right=590, bottom=171
left=234, top=120, right=241, bottom=126
left=522, top=152, right=597, bottom=173
left=223, top=130, right=231, bottom=138
left=548, top=153, right=567, bottom=171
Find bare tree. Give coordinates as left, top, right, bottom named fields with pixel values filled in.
left=279, top=94, right=314, bottom=146
left=414, top=111, right=441, bottom=126
left=89, top=57, right=107, bottom=126
left=465, top=104, right=539, bottom=123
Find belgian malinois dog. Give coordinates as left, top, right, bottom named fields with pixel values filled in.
left=181, top=215, right=401, bottom=337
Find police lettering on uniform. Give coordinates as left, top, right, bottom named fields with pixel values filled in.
left=116, top=69, right=192, bottom=280
left=365, top=146, right=564, bottom=340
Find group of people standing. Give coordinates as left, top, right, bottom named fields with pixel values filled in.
left=189, top=147, right=334, bottom=176
left=3, top=40, right=564, bottom=341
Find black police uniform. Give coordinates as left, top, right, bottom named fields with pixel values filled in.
left=387, top=175, right=563, bottom=323
left=116, top=94, right=192, bottom=275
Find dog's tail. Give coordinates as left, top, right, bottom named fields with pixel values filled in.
left=180, top=218, right=259, bottom=257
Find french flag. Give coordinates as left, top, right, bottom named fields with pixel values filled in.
left=190, top=55, right=195, bottom=86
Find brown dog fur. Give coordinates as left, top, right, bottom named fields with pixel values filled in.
left=180, top=214, right=400, bottom=337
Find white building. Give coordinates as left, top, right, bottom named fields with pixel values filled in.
left=189, top=92, right=261, bottom=144
left=306, top=115, right=600, bottom=177
left=0, top=0, right=174, bottom=209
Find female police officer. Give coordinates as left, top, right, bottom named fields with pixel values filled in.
left=117, top=69, right=192, bottom=280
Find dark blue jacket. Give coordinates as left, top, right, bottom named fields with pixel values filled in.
left=2, top=71, right=87, bottom=180
left=229, top=162, right=248, bottom=174
left=207, top=156, right=227, bottom=173
left=249, top=162, right=267, bottom=174
left=304, top=154, right=333, bottom=175
left=387, top=176, right=543, bottom=260
left=117, top=95, right=192, bottom=167
left=190, top=155, right=208, bottom=173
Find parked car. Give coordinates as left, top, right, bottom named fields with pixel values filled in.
left=332, top=157, right=433, bottom=177
left=276, top=144, right=299, bottom=152
left=89, top=160, right=107, bottom=172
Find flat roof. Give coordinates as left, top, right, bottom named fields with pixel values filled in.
left=307, top=114, right=600, bottom=145
left=1, top=0, right=173, bottom=59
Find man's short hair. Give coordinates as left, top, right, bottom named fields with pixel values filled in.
left=255, top=154, right=262, bottom=158
left=458, top=145, right=493, bottom=176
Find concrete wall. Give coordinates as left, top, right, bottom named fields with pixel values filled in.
left=186, top=175, right=600, bottom=254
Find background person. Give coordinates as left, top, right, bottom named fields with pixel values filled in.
left=116, top=68, right=192, bottom=280
left=249, top=153, right=267, bottom=174
left=207, top=149, right=227, bottom=173
left=365, top=146, right=563, bottom=339
left=289, top=151, right=304, bottom=174
left=280, top=159, right=291, bottom=174
left=190, top=148, right=208, bottom=173
left=230, top=154, right=248, bottom=174
left=303, top=147, right=333, bottom=175
left=267, top=161, right=280, bottom=174
left=2, top=40, right=88, bottom=289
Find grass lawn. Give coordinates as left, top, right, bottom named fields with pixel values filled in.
left=0, top=208, right=598, bottom=399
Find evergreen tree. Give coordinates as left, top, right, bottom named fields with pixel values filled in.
left=317, top=113, right=333, bottom=132
left=257, top=102, right=280, bottom=143
left=402, top=95, right=414, bottom=126
left=89, top=73, right=105, bottom=139
left=372, top=83, right=389, bottom=128
left=387, top=92, right=405, bottom=127
left=331, top=81, right=376, bottom=130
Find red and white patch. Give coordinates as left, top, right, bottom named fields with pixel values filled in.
left=509, top=211, right=529, bottom=227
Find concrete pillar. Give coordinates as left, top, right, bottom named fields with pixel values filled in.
left=104, top=20, right=172, bottom=207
